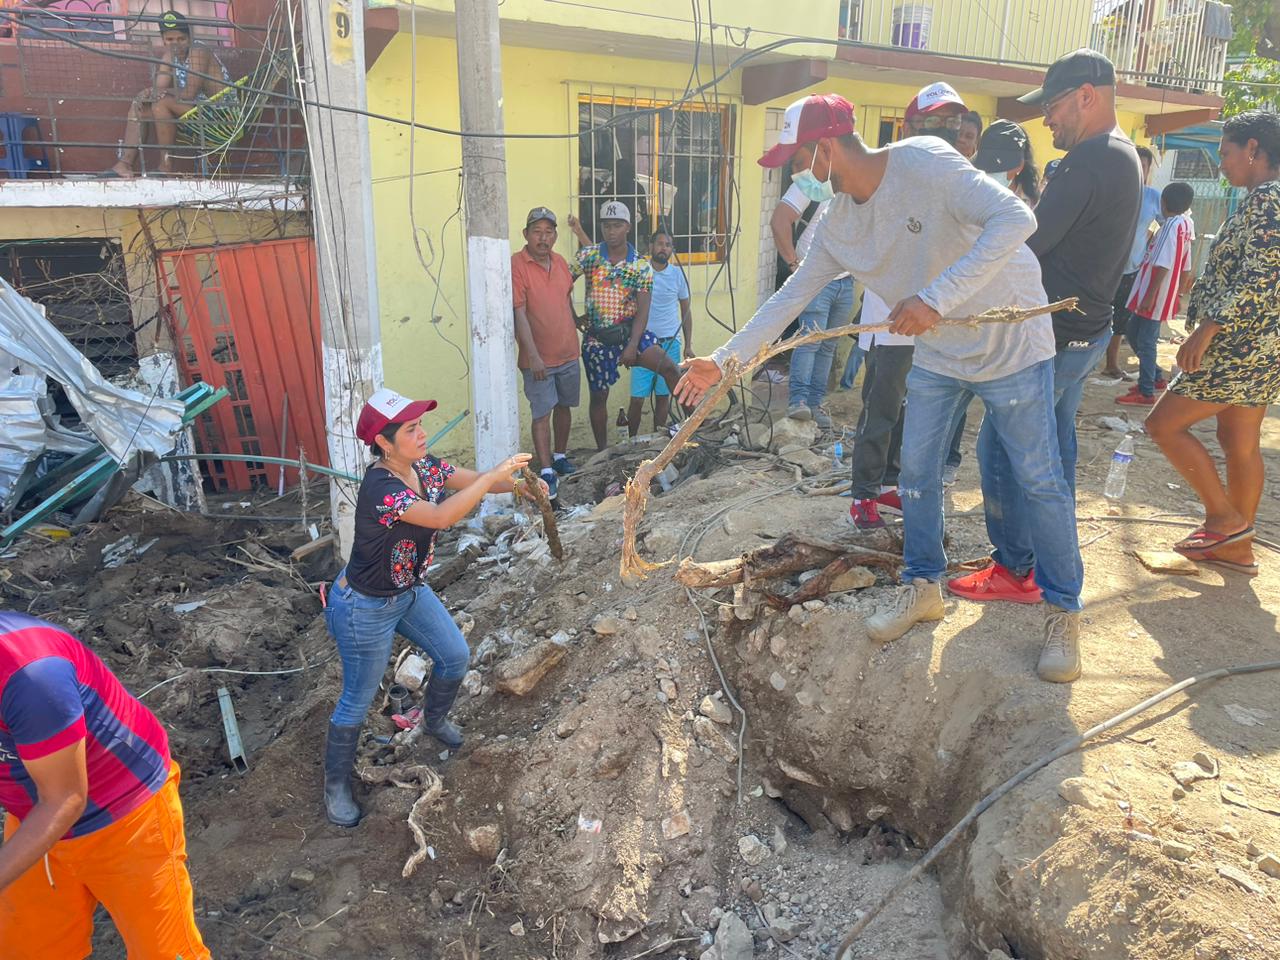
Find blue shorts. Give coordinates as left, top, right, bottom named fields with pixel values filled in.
left=630, top=335, right=682, bottom=398
left=582, top=329, right=658, bottom=394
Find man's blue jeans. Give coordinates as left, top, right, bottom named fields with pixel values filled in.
left=325, top=570, right=470, bottom=726
left=900, top=360, right=1083, bottom=612
left=979, top=334, right=1106, bottom=587
left=1124, top=314, right=1163, bottom=397
left=788, top=276, right=853, bottom=409
left=839, top=343, right=865, bottom=389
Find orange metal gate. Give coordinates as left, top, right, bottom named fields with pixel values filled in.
left=159, top=238, right=329, bottom=492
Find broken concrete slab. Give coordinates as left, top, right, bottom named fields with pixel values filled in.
left=1133, top=549, right=1200, bottom=575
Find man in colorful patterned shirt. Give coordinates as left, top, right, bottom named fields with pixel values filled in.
left=567, top=200, right=683, bottom=449
left=0, top=612, right=209, bottom=959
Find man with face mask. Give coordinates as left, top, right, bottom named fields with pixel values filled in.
left=948, top=51, right=1141, bottom=683
left=677, top=94, right=1083, bottom=685
left=845, top=82, right=969, bottom=530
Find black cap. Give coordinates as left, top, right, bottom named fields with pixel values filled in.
left=972, top=120, right=1028, bottom=174
left=1018, top=48, right=1115, bottom=106
left=525, top=206, right=557, bottom=227
left=159, top=10, right=191, bottom=34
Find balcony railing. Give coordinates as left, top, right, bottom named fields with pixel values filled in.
left=0, top=5, right=307, bottom=182
left=836, top=0, right=1228, bottom=95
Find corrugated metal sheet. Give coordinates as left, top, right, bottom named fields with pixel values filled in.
left=160, top=237, right=327, bottom=492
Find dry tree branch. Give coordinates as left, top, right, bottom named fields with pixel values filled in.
left=520, top=466, right=563, bottom=560
left=620, top=299, right=1077, bottom=581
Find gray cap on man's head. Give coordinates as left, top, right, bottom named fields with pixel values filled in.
left=1018, top=48, right=1116, bottom=106
left=526, top=206, right=557, bottom=227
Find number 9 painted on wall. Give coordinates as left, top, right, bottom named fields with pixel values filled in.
left=330, top=0, right=354, bottom=65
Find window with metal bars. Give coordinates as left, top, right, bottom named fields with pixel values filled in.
left=574, top=90, right=736, bottom=264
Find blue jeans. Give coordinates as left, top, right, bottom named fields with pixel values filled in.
left=789, top=277, right=853, bottom=408
left=325, top=569, right=470, bottom=726
left=900, top=360, right=1083, bottom=612
left=839, top=343, right=865, bottom=389
left=1124, top=314, right=1163, bottom=397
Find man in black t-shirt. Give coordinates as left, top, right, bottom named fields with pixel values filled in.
left=949, top=49, right=1141, bottom=685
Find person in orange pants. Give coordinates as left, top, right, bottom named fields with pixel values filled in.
left=0, top=612, right=209, bottom=959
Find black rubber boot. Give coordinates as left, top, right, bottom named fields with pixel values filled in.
left=324, top=721, right=363, bottom=827
left=419, top=674, right=464, bottom=748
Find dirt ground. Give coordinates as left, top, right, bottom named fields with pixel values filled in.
left=2, top=337, right=1279, bottom=960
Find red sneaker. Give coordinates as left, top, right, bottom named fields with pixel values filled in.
left=1116, top=391, right=1156, bottom=406
left=876, top=489, right=903, bottom=515
left=848, top=499, right=886, bottom=531
left=1155, top=378, right=1168, bottom=391
left=947, top=563, right=1043, bottom=604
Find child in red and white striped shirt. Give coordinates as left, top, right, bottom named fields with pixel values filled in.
left=1119, top=182, right=1196, bottom=405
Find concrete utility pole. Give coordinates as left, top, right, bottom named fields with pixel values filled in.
left=299, top=0, right=382, bottom=553
left=455, top=0, right=520, bottom=478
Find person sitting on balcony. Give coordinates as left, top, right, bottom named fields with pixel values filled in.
left=103, top=10, right=231, bottom=178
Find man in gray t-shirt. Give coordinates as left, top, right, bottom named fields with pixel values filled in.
left=675, top=93, right=1086, bottom=684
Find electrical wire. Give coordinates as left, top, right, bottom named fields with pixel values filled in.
left=137, top=653, right=336, bottom=699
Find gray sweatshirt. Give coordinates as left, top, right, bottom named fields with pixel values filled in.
left=714, top=138, right=1057, bottom=382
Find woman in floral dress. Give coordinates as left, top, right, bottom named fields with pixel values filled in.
left=320, top=389, right=545, bottom=826
left=1147, top=111, right=1280, bottom=575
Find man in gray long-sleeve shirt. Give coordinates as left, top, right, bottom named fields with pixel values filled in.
left=675, top=93, right=1086, bottom=683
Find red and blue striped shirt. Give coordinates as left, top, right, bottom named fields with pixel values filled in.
left=0, top=613, right=170, bottom=838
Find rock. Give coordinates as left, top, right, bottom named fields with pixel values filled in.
left=699, top=695, right=732, bottom=725
left=436, top=879, right=458, bottom=900
left=768, top=917, right=807, bottom=943
left=592, top=616, right=623, bottom=637
left=1058, top=776, right=1125, bottom=812
left=1217, top=862, right=1264, bottom=894
left=769, top=634, right=788, bottom=657
left=773, top=825, right=788, bottom=856
left=732, top=583, right=760, bottom=621
left=1161, top=840, right=1195, bottom=862
left=741, top=878, right=764, bottom=902
left=288, top=867, right=315, bottom=890
left=1256, top=853, right=1280, bottom=879
left=395, top=654, right=429, bottom=692
left=662, top=809, right=692, bottom=840
left=738, top=834, right=771, bottom=866
left=556, top=715, right=579, bottom=739
left=1133, top=549, right=1200, bottom=575
left=1172, top=786, right=1186, bottom=800
left=1171, top=753, right=1218, bottom=787
left=494, top=640, right=567, bottom=697
left=466, top=824, right=502, bottom=861
left=766, top=417, right=817, bottom=453
left=1247, top=839, right=1262, bottom=858
left=590, top=493, right=625, bottom=517
left=829, top=566, right=876, bottom=592
left=461, top=670, right=483, bottom=697
left=693, top=716, right=739, bottom=761
left=770, top=672, right=787, bottom=691
left=623, top=606, right=638, bottom=621
left=1214, top=823, right=1242, bottom=841
left=801, top=599, right=825, bottom=612
left=706, top=912, right=754, bottom=960
left=787, top=604, right=806, bottom=623
left=548, top=629, right=572, bottom=646
left=778, top=446, right=830, bottom=476
left=866, top=804, right=890, bottom=822
left=659, top=678, right=679, bottom=701
left=510, top=920, right=526, bottom=937
left=988, top=952, right=1013, bottom=960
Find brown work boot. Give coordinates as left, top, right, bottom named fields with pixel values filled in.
left=865, top=578, right=944, bottom=644
left=1037, top=607, right=1081, bottom=683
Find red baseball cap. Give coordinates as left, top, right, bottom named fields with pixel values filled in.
left=904, top=82, right=966, bottom=122
left=758, top=94, right=856, bottom=168
left=356, top=388, right=438, bottom=445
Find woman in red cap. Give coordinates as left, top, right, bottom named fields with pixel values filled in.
left=322, top=388, right=542, bottom=826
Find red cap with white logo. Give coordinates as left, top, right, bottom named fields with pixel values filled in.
left=758, top=93, right=856, bottom=169
left=356, top=388, right=438, bottom=445
left=904, top=82, right=967, bottom=122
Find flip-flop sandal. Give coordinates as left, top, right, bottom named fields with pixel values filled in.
left=1200, top=554, right=1260, bottom=577
left=1174, top=526, right=1255, bottom=556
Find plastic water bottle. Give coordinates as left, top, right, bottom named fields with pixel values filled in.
left=1104, top=436, right=1135, bottom=500
left=832, top=440, right=844, bottom=470
left=615, top=408, right=629, bottom=445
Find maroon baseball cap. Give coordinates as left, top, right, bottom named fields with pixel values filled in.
left=758, top=94, right=856, bottom=169
left=356, top=388, right=438, bottom=445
